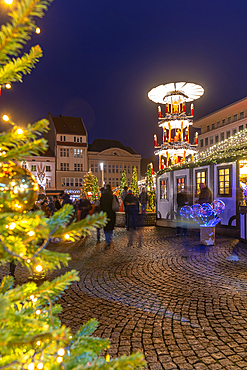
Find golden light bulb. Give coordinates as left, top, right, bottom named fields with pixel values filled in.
left=28, top=363, right=34, bottom=370
left=106, top=354, right=110, bottom=362
left=16, top=128, right=23, bottom=135
left=32, top=297, right=37, bottom=303
left=35, top=27, right=41, bottom=34
left=2, top=115, right=9, bottom=121
left=5, top=83, right=11, bottom=89
left=27, top=259, right=31, bottom=263
left=57, top=348, right=65, bottom=356
left=37, top=363, right=43, bottom=369
left=36, top=341, right=41, bottom=346
left=36, top=265, right=43, bottom=272
left=35, top=309, right=41, bottom=315
left=56, top=357, right=63, bottom=363
left=64, top=234, right=70, bottom=240
left=30, top=295, right=35, bottom=300
left=9, top=222, right=16, bottom=230
left=28, top=231, right=35, bottom=236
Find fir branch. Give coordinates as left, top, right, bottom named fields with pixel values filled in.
left=0, top=45, right=42, bottom=84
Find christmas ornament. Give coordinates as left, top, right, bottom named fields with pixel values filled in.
left=0, top=163, right=39, bottom=212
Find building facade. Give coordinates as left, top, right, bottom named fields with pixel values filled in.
left=45, top=113, right=88, bottom=197
left=195, top=96, right=247, bottom=151
left=88, top=139, right=142, bottom=188
left=22, top=148, right=56, bottom=191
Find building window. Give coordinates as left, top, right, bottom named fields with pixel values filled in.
left=104, top=164, right=106, bottom=173
left=212, top=123, right=215, bottom=130
left=108, top=178, right=111, bottom=185
left=62, top=178, right=65, bottom=187
left=46, top=166, right=51, bottom=172
left=80, top=137, right=82, bottom=143
left=200, top=139, right=203, bottom=148
left=74, top=137, right=76, bottom=142
left=210, top=136, right=213, bottom=145
left=220, top=132, right=224, bottom=142
left=70, top=178, right=74, bottom=187
left=31, top=165, right=36, bottom=171
left=22, top=163, right=27, bottom=169
left=160, top=180, right=168, bottom=200
left=215, top=134, right=219, bottom=143
left=205, top=137, right=208, bottom=146
left=108, top=165, right=111, bottom=173
left=217, top=121, right=220, bottom=128
left=74, top=149, right=83, bottom=158
left=222, top=119, right=225, bottom=126
left=76, top=137, right=79, bottom=142
left=196, top=170, right=206, bottom=195
left=74, top=163, right=83, bottom=171
left=207, top=125, right=210, bottom=132
left=120, top=165, right=122, bottom=173
left=233, top=114, right=237, bottom=122
left=124, top=165, right=127, bottom=172
left=60, top=135, right=62, bottom=141
left=46, top=178, right=51, bottom=188
left=128, top=166, right=130, bottom=174
left=116, top=165, right=118, bottom=173
left=177, top=177, right=185, bottom=193
left=79, top=178, right=83, bottom=186
left=239, top=125, right=243, bottom=132
left=95, top=164, right=98, bottom=173
left=228, top=117, right=231, bottom=124
left=91, top=164, right=94, bottom=172
left=116, top=178, right=119, bottom=186
left=64, top=136, right=66, bottom=141
left=60, top=148, right=69, bottom=157
left=218, top=166, right=232, bottom=197
left=226, top=130, right=230, bottom=139
left=240, top=111, right=244, bottom=120
left=232, top=128, right=237, bottom=136
left=66, top=178, right=69, bottom=186
left=112, top=165, right=115, bottom=173
left=61, top=163, right=69, bottom=171
left=75, top=178, right=78, bottom=187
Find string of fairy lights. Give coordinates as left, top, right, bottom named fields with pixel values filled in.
left=158, top=127, right=247, bottom=174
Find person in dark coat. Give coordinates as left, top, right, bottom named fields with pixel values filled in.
left=61, top=192, right=73, bottom=207
left=100, top=184, right=116, bottom=247
left=124, top=189, right=139, bottom=230
left=176, top=189, right=188, bottom=236
left=198, top=184, right=212, bottom=204
left=139, top=187, right=148, bottom=214
left=53, top=195, right=61, bottom=211
left=77, top=193, right=92, bottom=220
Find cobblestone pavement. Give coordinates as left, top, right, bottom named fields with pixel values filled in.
left=7, top=226, right=247, bottom=370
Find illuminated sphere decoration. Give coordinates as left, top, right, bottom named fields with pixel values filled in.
left=0, top=164, right=39, bottom=212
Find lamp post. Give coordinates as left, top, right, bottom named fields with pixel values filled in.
left=100, top=163, right=104, bottom=188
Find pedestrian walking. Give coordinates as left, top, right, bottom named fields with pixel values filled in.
left=198, top=184, right=212, bottom=204
left=120, top=186, right=128, bottom=228
left=176, top=188, right=188, bottom=236
left=100, top=184, right=117, bottom=248
left=53, top=195, right=62, bottom=211
left=77, top=193, right=92, bottom=220
left=124, top=189, right=139, bottom=230
left=139, top=187, right=148, bottom=213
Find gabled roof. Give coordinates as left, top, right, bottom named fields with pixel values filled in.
left=88, top=139, right=137, bottom=155
left=48, top=114, right=87, bottom=135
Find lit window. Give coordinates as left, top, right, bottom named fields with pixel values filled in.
left=160, top=179, right=168, bottom=200
left=177, top=177, right=185, bottom=193
left=46, top=178, right=51, bottom=188
left=196, top=171, right=206, bottom=195
left=218, top=166, right=232, bottom=197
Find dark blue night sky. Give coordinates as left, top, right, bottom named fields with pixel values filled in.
left=1, top=0, right=247, bottom=158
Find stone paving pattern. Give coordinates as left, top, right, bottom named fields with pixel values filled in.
left=5, top=226, right=247, bottom=370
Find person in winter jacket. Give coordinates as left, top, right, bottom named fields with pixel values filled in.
left=100, top=184, right=117, bottom=247
left=139, top=187, right=148, bottom=213
left=124, top=189, right=139, bottom=230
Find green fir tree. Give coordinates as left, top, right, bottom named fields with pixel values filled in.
left=119, top=169, right=127, bottom=194
left=130, top=166, right=139, bottom=195
left=145, top=163, right=156, bottom=211
left=0, top=2, right=145, bottom=370
left=92, top=176, right=100, bottom=203
left=82, top=170, right=95, bottom=197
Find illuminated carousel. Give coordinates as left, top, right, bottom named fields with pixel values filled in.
left=148, top=82, right=204, bottom=169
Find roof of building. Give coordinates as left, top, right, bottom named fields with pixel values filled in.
left=40, top=147, right=55, bottom=157
left=88, top=139, right=137, bottom=155
left=47, top=114, right=87, bottom=135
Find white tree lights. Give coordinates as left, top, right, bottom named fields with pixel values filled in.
left=148, top=82, right=204, bottom=169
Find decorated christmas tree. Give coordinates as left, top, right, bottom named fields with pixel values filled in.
left=145, top=163, right=156, bottom=211
left=130, top=166, right=139, bottom=195
left=0, top=2, right=145, bottom=370
left=92, top=176, right=99, bottom=203
left=119, top=170, right=127, bottom=194
left=82, top=170, right=96, bottom=198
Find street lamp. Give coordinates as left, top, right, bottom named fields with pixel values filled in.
left=100, top=163, right=104, bottom=187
